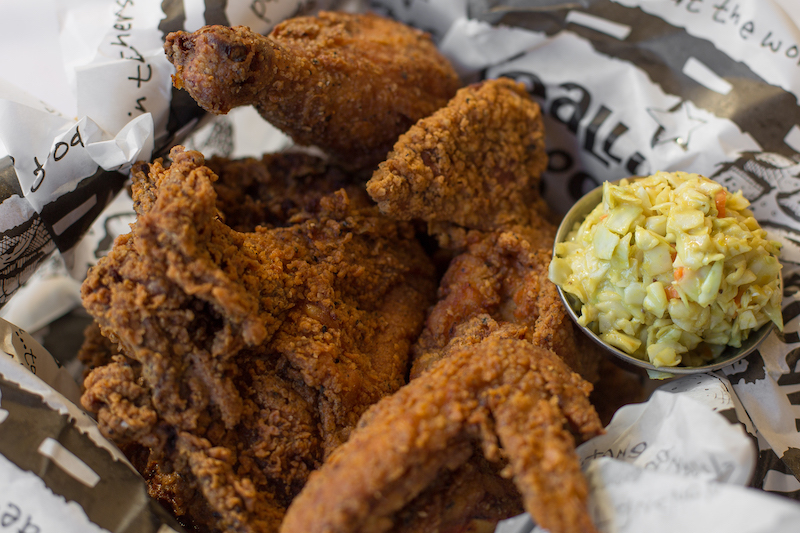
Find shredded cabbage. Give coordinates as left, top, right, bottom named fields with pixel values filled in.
left=549, top=171, right=783, bottom=368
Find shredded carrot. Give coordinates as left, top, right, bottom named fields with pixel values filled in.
left=674, top=266, right=686, bottom=282
left=715, top=190, right=727, bottom=218
left=670, top=249, right=677, bottom=262
left=734, top=287, right=745, bottom=307
left=665, top=285, right=680, bottom=299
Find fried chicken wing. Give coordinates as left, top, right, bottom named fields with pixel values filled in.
left=165, top=12, right=461, bottom=169
left=414, top=227, right=644, bottom=425
left=80, top=147, right=436, bottom=532
left=366, top=78, right=550, bottom=241
left=281, top=333, right=603, bottom=533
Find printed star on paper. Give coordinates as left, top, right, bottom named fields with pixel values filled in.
left=647, top=101, right=706, bottom=150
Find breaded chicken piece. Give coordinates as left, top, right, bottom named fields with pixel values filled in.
left=367, top=78, right=550, bottom=240
left=81, top=147, right=436, bottom=532
left=281, top=332, right=603, bottom=533
left=412, top=227, right=602, bottom=383
left=76, top=321, right=120, bottom=385
left=389, top=455, right=524, bottom=532
left=165, top=12, right=462, bottom=170
left=386, top=228, right=607, bottom=531
left=205, top=151, right=369, bottom=232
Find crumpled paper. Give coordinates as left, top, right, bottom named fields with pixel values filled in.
left=0, top=315, right=183, bottom=533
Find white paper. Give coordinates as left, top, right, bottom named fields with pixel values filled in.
left=613, top=0, right=800, bottom=105
left=577, top=387, right=756, bottom=485
left=0, top=454, right=109, bottom=533
left=0, top=84, right=153, bottom=211
left=0, top=0, right=72, bottom=117
left=439, top=18, right=548, bottom=79
left=0, top=255, right=81, bottom=338
left=585, top=458, right=800, bottom=533
left=66, top=1, right=173, bottom=141
left=370, top=0, right=467, bottom=42
left=479, top=29, right=765, bottom=214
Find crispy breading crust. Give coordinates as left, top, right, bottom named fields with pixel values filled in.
left=367, top=78, right=549, bottom=237
left=165, top=12, right=461, bottom=169
left=281, top=333, right=603, bottom=533
left=412, top=227, right=602, bottom=383
left=81, top=147, right=436, bottom=532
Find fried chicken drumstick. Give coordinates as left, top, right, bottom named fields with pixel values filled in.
left=80, top=147, right=436, bottom=532
left=367, top=77, right=550, bottom=240
left=165, top=12, right=462, bottom=169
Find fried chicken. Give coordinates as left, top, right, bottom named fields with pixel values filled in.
left=279, top=238, right=607, bottom=532
left=281, top=332, right=604, bottom=533
left=366, top=78, right=551, bottom=243
left=204, top=150, right=372, bottom=232
left=412, top=228, right=601, bottom=383
left=281, top=75, right=621, bottom=533
left=80, top=147, right=436, bottom=532
left=165, top=12, right=462, bottom=170
left=360, top=76, right=604, bottom=379
left=76, top=320, right=120, bottom=384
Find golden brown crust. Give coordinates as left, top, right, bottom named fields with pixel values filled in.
left=81, top=146, right=436, bottom=532
left=281, top=334, right=603, bottom=533
left=165, top=12, right=461, bottom=169
left=367, top=78, right=549, bottom=237
left=205, top=151, right=369, bottom=232
left=411, top=227, right=601, bottom=384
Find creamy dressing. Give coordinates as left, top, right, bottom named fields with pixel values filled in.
left=549, top=172, right=783, bottom=368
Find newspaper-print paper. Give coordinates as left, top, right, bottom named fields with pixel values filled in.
left=582, top=458, right=800, bottom=533
left=498, top=374, right=799, bottom=532
left=576, top=380, right=756, bottom=486
left=0, top=357, right=185, bottom=533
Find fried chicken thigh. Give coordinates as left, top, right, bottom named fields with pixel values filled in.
left=80, top=147, right=435, bottom=532
left=165, top=12, right=462, bottom=169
